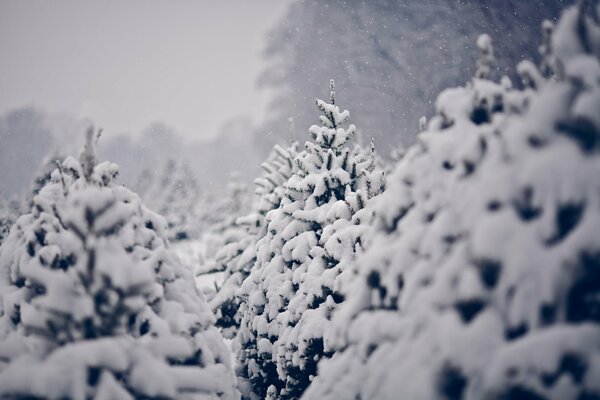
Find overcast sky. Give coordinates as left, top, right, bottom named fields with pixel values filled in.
left=0, top=0, right=290, bottom=142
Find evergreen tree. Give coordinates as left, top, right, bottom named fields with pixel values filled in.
left=193, top=173, right=253, bottom=277
left=0, top=128, right=239, bottom=399
left=203, top=172, right=251, bottom=236
left=172, top=173, right=254, bottom=303
left=210, top=142, right=299, bottom=338
left=304, top=6, right=600, bottom=400
left=141, top=159, right=202, bottom=242
left=236, top=80, right=385, bottom=399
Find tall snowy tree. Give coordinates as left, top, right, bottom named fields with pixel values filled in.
left=0, top=128, right=239, bottom=399
left=304, top=6, right=600, bottom=400
left=236, top=80, right=385, bottom=399
left=210, top=142, right=299, bottom=338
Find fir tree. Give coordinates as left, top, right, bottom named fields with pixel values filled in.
left=204, top=172, right=251, bottom=236
left=141, top=159, right=202, bottom=242
left=210, top=142, right=299, bottom=338
left=0, top=127, right=239, bottom=399
left=304, top=6, right=600, bottom=400
left=236, top=80, right=384, bottom=399
left=193, top=173, right=253, bottom=278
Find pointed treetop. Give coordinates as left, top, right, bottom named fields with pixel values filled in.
left=329, top=79, right=336, bottom=105
left=80, top=125, right=102, bottom=182
left=310, top=80, right=355, bottom=150
left=539, top=19, right=556, bottom=77
left=475, top=33, right=494, bottom=79
left=288, top=116, right=296, bottom=143
left=418, top=116, right=427, bottom=132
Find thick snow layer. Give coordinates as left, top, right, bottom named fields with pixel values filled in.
left=0, top=147, right=239, bottom=399
left=236, top=85, right=385, bottom=400
left=205, top=143, right=299, bottom=339
left=304, top=7, right=600, bottom=400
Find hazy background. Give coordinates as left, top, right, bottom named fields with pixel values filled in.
left=0, top=0, right=289, bottom=141
left=0, top=0, right=572, bottom=201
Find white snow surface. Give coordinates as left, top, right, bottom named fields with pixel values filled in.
left=206, top=143, right=299, bottom=339
left=304, top=7, right=600, bottom=400
left=0, top=151, right=239, bottom=399
left=236, top=85, right=385, bottom=399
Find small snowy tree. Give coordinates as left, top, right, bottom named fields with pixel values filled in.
left=192, top=173, right=253, bottom=277
left=210, top=142, right=299, bottom=338
left=236, top=80, right=385, bottom=399
left=304, top=6, right=600, bottom=400
left=0, top=127, right=239, bottom=399
left=141, top=159, right=202, bottom=242
left=203, top=172, right=251, bottom=237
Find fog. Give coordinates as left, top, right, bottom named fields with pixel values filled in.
left=0, top=0, right=289, bottom=141
left=0, top=0, right=571, bottom=199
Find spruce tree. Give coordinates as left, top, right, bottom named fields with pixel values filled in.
left=192, top=173, right=253, bottom=279
left=0, top=128, right=239, bottom=399
left=140, top=159, right=202, bottom=242
left=304, top=6, right=600, bottom=400
left=236, top=80, right=384, bottom=399
left=210, top=142, right=299, bottom=338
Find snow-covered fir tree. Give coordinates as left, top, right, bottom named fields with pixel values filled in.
left=172, top=174, right=254, bottom=306
left=236, top=80, right=385, bottom=399
left=192, top=173, right=253, bottom=276
left=0, top=128, right=239, bottom=399
left=304, top=6, right=600, bottom=400
left=139, top=159, right=202, bottom=242
left=203, top=172, right=252, bottom=237
left=210, top=142, right=299, bottom=338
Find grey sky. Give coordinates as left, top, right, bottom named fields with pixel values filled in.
left=0, top=0, right=290, bottom=143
